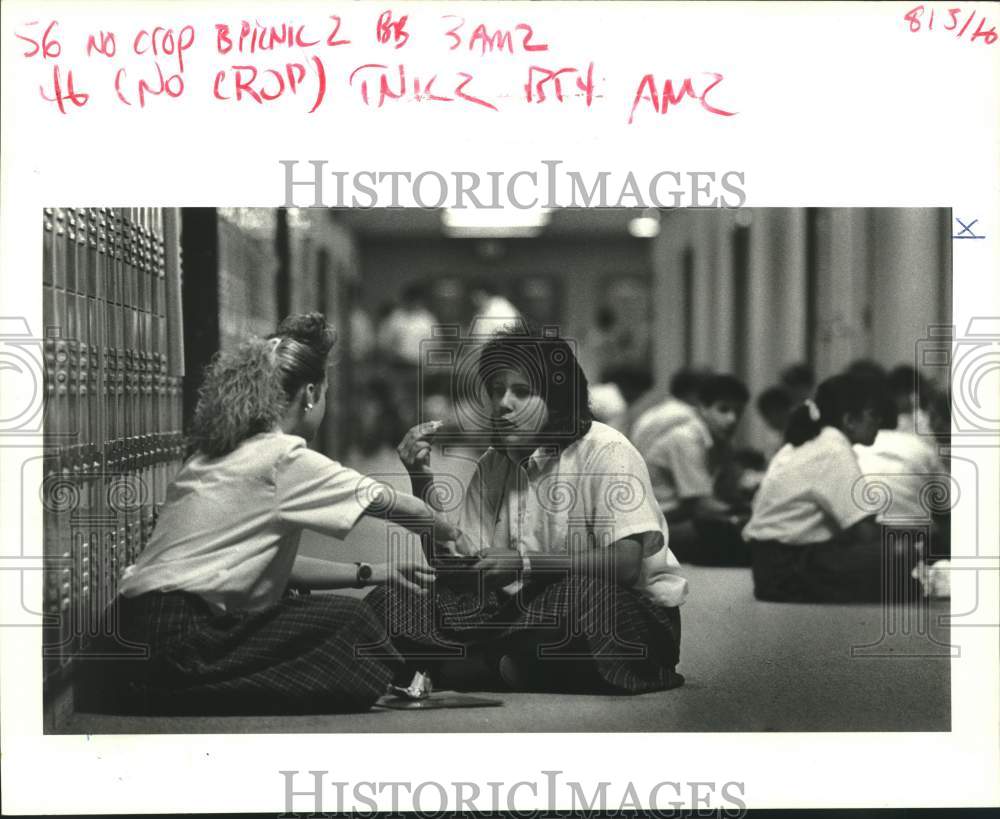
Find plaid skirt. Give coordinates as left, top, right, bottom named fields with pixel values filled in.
left=81, top=591, right=403, bottom=715
left=364, top=574, right=683, bottom=695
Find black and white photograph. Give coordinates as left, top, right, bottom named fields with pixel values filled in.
left=40, top=206, right=955, bottom=734
left=2, top=1, right=998, bottom=814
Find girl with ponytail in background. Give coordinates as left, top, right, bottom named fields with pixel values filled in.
left=103, top=313, right=459, bottom=715
left=742, top=374, right=921, bottom=603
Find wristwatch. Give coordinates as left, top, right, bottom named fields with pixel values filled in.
left=355, top=562, right=373, bottom=588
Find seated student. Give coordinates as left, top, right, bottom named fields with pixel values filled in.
left=846, top=358, right=887, bottom=381
left=86, top=314, right=460, bottom=716
left=852, top=375, right=950, bottom=562
left=629, top=368, right=707, bottom=453
left=743, top=374, right=922, bottom=603
left=888, top=364, right=932, bottom=434
left=601, top=365, right=653, bottom=431
left=643, top=374, right=753, bottom=565
left=367, top=326, right=688, bottom=695
left=779, top=362, right=815, bottom=404
left=755, top=385, right=795, bottom=461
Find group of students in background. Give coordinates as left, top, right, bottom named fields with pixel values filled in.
left=350, top=282, right=524, bottom=455
left=616, top=360, right=951, bottom=602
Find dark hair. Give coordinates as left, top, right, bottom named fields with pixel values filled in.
left=669, top=368, right=708, bottom=402
left=756, top=385, right=794, bottom=417
left=785, top=373, right=878, bottom=446
left=469, top=277, right=498, bottom=298
left=888, top=364, right=932, bottom=408
left=780, top=362, right=815, bottom=391
left=401, top=282, right=426, bottom=306
left=477, top=325, right=592, bottom=442
left=189, top=313, right=337, bottom=459
left=267, top=313, right=337, bottom=400
left=697, top=373, right=750, bottom=407
left=603, top=365, right=652, bottom=404
left=848, top=367, right=898, bottom=430
left=846, top=358, right=888, bottom=382
left=927, top=388, right=951, bottom=439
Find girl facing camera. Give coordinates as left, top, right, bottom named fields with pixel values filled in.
left=99, top=313, right=459, bottom=715
left=743, top=373, right=922, bottom=603
left=368, top=326, right=688, bottom=694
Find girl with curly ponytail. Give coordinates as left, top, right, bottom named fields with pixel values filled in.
left=107, top=313, right=461, bottom=716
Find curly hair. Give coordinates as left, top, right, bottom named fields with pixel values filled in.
left=190, top=313, right=338, bottom=458
left=268, top=312, right=338, bottom=396
left=189, top=340, right=287, bottom=458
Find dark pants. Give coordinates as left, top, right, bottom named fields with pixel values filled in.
left=668, top=519, right=753, bottom=566
left=750, top=532, right=923, bottom=603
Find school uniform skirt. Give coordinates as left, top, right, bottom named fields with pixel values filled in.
left=364, top=574, right=683, bottom=695
left=750, top=534, right=923, bottom=604
left=80, top=591, right=403, bottom=715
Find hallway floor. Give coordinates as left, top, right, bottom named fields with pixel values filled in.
left=58, top=565, right=951, bottom=734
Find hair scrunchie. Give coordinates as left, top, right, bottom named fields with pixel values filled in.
left=267, top=336, right=282, bottom=365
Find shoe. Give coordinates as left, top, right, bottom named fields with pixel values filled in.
left=664, top=668, right=685, bottom=689
left=496, top=654, right=530, bottom=691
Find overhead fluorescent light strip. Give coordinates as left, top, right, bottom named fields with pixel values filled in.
left=441, top=208, right=552, bottom=238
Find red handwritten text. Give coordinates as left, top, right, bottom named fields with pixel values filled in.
left=376, top=11, right=410, bottom=48
left=133, top=26, right=195, bottom=74
left=525, top=63, right=595, bottom=105
left=115, top=63, right=184, bottom=108
left=349, top=64, right=497, bottom=110
left=86, top=30, right=117, bottom=57
left=215, top=20, right=330, bottom=54
left=212, top=57, right=326, bottom=113
left=39, top=64, right=89, bottom=113
left=16, top=20, right=62, bottom=58
left=904, top=6, right=997, bottom=44
left=628, top=72, right=735, bottom=125
left=442, top=16, right=549, bottom=54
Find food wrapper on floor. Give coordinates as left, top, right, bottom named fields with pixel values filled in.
left=389, top=669, right=433, bottom=700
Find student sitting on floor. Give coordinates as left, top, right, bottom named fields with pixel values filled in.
left=779, top=362, right=815, bottom=404
left=888, top=364, right=933, bottom=435
left=643, top=374, right=753, bottom=565
left=755, top=385, right=795, bottom=461
left=629, top=367, right=707, bottom=453
left=852, top=374, right=951, bottom=563
left=743, top=374, right=922, bottom=603
left=88, top=313, right=459, bottom=716
left=367, top=325, right=688, bottom=695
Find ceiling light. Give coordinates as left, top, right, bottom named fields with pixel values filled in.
left=628, top=209, right=661, bottom=238
left=441, top=208, right=551, bottom=238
